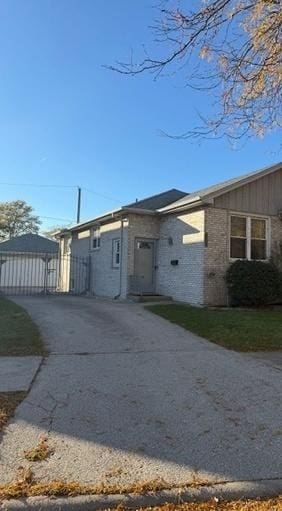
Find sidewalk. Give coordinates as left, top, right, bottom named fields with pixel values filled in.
left=0, top=357, right=42, bottom=392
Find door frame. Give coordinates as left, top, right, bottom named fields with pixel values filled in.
left=133, top=237, right=157, bottom=294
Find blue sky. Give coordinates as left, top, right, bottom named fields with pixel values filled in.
left=0, top=0, right=280, bottom=231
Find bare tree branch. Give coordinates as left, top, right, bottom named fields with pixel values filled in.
left=107, top=0, right=282, bottom=142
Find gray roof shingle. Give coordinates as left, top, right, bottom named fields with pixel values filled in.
left=0, top=233, right=59, bottom=253
left=61, top=162, right=282, bottom=234
left=159, top=162, right=282, bottom=211
left=125, top=189, right=188, bottom=211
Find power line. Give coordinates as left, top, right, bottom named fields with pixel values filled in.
left=0, top=182, right=76, bottom=189
left=0, top=181, right=124, bottom=224
left=0, top=182, right=124, bottom=203
left=39, top=215, right=73, bottom=222
left=82, top=187, right=123, bottom=204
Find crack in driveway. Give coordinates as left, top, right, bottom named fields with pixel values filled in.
left=0, top=296, right=281, bottom=488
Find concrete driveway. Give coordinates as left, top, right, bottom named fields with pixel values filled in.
left=0, top=296, right=281, bottom=489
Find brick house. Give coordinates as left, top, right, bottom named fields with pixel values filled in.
left=57, top=162, right=282, bottom=306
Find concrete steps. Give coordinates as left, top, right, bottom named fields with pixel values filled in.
left=128, top=294, right=172, bottom=303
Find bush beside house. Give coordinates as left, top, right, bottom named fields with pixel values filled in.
left=225, top=260, right=282, bottom=306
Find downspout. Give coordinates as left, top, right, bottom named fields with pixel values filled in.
left=114, top=218, right=124, bottom=300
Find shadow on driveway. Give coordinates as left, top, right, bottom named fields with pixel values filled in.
left=0, top=296, right=281, bottom=487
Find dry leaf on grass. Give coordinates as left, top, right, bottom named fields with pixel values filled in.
left=0, top=392, right=27, bottom=431
left=0, top=471, right=282, bottom=510
left=128, top=499, right=282, bottom=510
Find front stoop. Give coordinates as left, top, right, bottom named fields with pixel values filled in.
left=128, top=294, right=172, bottom=303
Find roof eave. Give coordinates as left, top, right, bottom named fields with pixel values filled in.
left=158, top=161, right=282, bottom=213
left=121, top=207, right=159, bottom=216
left=158, top=196, right=200, bottom=212
left=208, top=162, right=282, bottom=200
left=57, top=207, right=158, bottom=235
left=159, top=198, right=213, bottom=214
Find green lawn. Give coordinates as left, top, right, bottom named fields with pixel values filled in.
left=0, top=297, right=45, bottom=356
left=146, top=304, right=282, bottom=351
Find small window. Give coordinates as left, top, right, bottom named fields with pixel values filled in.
left=230, top=215, right=268, bottom=261
left=137, top=241, right=151, bottom=250
left=113, top=239, right=120, bottom=267
left=92, top=227, right=100, bottom=250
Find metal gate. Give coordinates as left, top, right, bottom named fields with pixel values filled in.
left=58, top=254, right=90, bottom=295
left=0, top=252, right=90, bottom=296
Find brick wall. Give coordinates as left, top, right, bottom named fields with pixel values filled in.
left=66, top=207, right=282, bottom=304
left=156, top=210, right=205, bottom=304
left=89, top=220, right=129, bottom=298
left=71, top=232, right=90, bottom=257
left=270, top=217, right=282, bottom=264
left=204, top=207, right=229, bottom=306
left=203, top=208, right=282, bottom=306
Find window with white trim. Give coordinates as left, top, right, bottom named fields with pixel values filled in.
left=230, top=215, right=268, bottom=260
left=112, top=239, right=121, bottom=268
left=92, top=227, right=100, bottom=250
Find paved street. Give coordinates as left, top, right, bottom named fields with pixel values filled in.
left=0, top=296, right=281, bottom=488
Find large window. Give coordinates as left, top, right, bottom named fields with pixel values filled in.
left=230, top=215, right=268, bottom=260
left=92, top=227, right=100, bottom=250
left=112, top=239, right=120, bottom=268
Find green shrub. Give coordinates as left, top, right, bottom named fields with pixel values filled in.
left=225, top=260, right=282, bottom=306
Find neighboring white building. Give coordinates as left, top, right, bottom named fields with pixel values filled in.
left=0, top=233, right=59, bottom=294
left=57, top=162, right=282, bottom=306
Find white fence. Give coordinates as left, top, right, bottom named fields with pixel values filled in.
left=0, top=252, right=89, bottom=295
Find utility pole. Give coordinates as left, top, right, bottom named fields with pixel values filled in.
left=77, top=186, right=81, bottom=224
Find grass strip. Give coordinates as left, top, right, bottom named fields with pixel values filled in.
left=146, top=304, right=282, bottom=351
left=0, top=297, right=45, bottom=356
left=0, top=470, right=281, bottom=510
